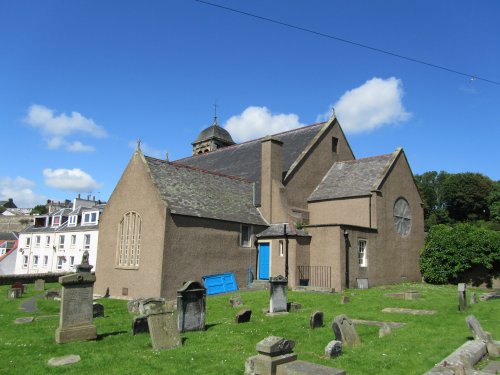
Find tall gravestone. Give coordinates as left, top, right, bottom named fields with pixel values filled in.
left=147, top=310, right=182, bottom=350
left=55, top=251, right=97, bottom=344
left=34, top=279, right=45, bottom=291
left=332, top=314, right=361, bottom=347
left=177, top=281, right=206, bottom=332
left=458, top=283, right=467, bottom=311
left=269, top=275, right=288, bottom=314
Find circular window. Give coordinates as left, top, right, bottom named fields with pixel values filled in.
left=393, top=198, right=411, bottom=237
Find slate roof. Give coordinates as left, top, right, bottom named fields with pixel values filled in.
left=193, top=123, right=235, bottom=145
left=176, top=122, right=327, bottom=204
left=256, top=223, right=310, bottom=238
left=145, top=156, right=267, bottom=226
left=0, top=232, right=19, bottom=241
left=308, top=153, right=395, bottom=202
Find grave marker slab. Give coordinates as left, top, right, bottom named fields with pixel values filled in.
left=147, top=311, right=182, bottom=350
left=177, top=281, right=206, bottom=332
left=139, top=298, right=166, bottom=315
left=45, top=289, right=61, bottom=300
left=382, top=307, right=436, bottom=315
left=276, top=360, right=346, bottom=375
left=11, top=282, right=25, bottom=294
left=230, top=295, right=243, bottom=308
left=14, top=317, right=34, bottom=324
left=340, top=296, right=349, bottom=304
left=458, top=283, right=467, bottom=311
left=93, top=303, right=104, bottom=318
left=236, top=309, right=252, bottom=324
left=379, top=324, right=392, bottom=338
left=132, top=315, right=149, bottom=335
left=287, top=302, right=301, bottom=312
left=470, top=292, right=477, bottom=305
left=269, top=275, right=288, bottom=314
left=34, top=279, right=45, bottom=291
left=324, top=340, right=342, bottom=358
left=48, top=355, right=81, bottom=367
left=310, top=311, right=324, bottom=329
left=332, top=315, right=361, bottom=347
left=7, top=288, right=21, bottom=300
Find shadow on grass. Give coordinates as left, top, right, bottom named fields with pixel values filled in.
left=97, top=330, right=128, bottom=340
left=204, top=323, right=219, bottom=330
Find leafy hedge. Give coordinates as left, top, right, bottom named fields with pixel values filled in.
left=420, top=223, right=500, bottom=284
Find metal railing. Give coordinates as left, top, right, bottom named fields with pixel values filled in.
left=297, top=265, right=331, bottom=288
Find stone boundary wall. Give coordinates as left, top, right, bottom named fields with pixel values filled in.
left=0, top=272, right=76, bottom=285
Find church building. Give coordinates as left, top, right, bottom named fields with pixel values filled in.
left=95, top=114, right=423, bottom=299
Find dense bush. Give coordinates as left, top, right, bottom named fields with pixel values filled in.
left=420, top=223, right=500, bottom=284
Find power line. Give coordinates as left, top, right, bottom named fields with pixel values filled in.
left=195, top=0, right=500, bottom=86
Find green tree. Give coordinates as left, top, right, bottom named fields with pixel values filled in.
left=31, top=204, right=48, bottom=215
left=488, top=180, right=500, bottom=223
left=420, top=223, right=500, bottom=285
left=414, top=171, right=449, bottom=230
left=441, top=173, right=492, bottom=221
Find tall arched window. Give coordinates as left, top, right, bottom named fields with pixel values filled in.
left=116, top=211, right=142, bottom=268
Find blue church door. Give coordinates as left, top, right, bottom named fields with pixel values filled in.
left=258, top=242, right=270, bottom=280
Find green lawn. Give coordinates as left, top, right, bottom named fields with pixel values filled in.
left=0, top=283, right=498, bottom=375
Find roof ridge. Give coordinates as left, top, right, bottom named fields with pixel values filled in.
left=175, top=121, right=327, bottom=163
left=145, top=156, right=254, bottom=183
left=336, top=153, right=393, bottom=164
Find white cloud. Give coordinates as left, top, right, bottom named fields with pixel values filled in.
left=224, top=106, right=305, bottom=142
left=0, top=176, right=47, bottom=208
left=43, top=168, right=101, bottom=192
left=128, top=141, right=168, bottom=159
left=318, top=77, right=411, bottom=133
left=25, top=104, right=107, bottom=151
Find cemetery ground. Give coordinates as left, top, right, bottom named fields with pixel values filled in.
left=1, top=283, right=498, bottom=375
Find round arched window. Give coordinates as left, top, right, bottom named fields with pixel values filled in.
left=393, top=198, right=411, bottom=237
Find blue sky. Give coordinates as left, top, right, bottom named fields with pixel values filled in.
left=1, top=1, right=499, bottom=207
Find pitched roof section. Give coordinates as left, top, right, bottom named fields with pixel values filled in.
left=145, top=156, right=267, bottom=226
left=176, top=122, right=327, bottom=204
left=308, top=152, right=396, bottom=202
left=256, top=223, right=310, bottom=238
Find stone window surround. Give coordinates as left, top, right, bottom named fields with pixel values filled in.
left=240, top=224, right=252, bottom=248
left=358, top=239, right=367, bottom=268
left=116, top=211, right=142, bottom=269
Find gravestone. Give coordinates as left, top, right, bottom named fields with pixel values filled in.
left=11, top=282, right=25, bottom=294
left=340, top=296, right=349, bottom=304
left=132, top=315, right=149, bottom=335
left=139, top=298, right=166, bottom=315
left=93, top=303, right=104, bottom=318
left=269, top=275, right=288, bottom=314
left=479, top=291, right=500, bottom=301
left=7, top=288, right=22, bottom=300
left=147, top=310, right=182, bottom=350
left=287, top=302, right=301, bottom=312
left=466, top=315, right=500, bottom=357
left=245, top=336, right=297, bottom=375
left=177, top=281, right=206, bottom=332
left=310, top=311, right=324, bottom=329
left=14, top=317, right=34, bottom=324
left=379, top=324, right=392, bottom=338
left=236, top=309, right=252, bottom=324
left=324, top=340, right=342, bottom=358
left=470, top=292, right=477, bottom=305
left=128, top=298, right=143, bottom=314
left=332, top=314, right=361, bottom=347
left=230, top=295, right=243, bottom=308
left=34, top=279, right=45, bottom=291
left=45, top=289, right=61, bottom=300
left=48, top=355, right=81, bottom=367
left=458, top=283, right=467, bottom=311
left=404, top=291, right=420, bottom=300
left=55, top=251, right=97, bottom=344
left=276, top=360, right=346, bottom=375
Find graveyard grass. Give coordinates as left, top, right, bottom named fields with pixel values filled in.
left=1, top=283, right=498, bottom=375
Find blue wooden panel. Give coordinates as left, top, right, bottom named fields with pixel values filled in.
left=202, top=272, right=238, bottom=295
left=258, top=242, right=270, bottom=280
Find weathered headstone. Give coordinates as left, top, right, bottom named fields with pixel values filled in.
left=479, top=291, right=500, bottom=301
left=332, top=314, right=361, bottom=347
left=379, top=324, right=392, bottom=338
left=310, top=311, right=324, bottom=329
left=139, top=298, right=166, bottom=315
left=236, top=309, right=252, bottom=324
left=34, top=279, right=45, bottom=291
left=340, top=296, right=349, bottom=304
left=324, top=340, right=342, bottom=358
left=55, top=251, right=97, bottom=344
left=128, top=298, right=143, bottom=314
left=93, top=303, right=104, bottom=318
left=470, top=292, right=477, bottom=305
left=177, top=281, right=206, bottom=332
left=465, top=315, right=500, bottom=357
left=230, top=295, right=243, bottom=308
left=245, top=336, right=297, bottom=375
left=287, top=302, right=301, bottom=312
left=382, top=307, right=436, bottom=315
left=269, top=275, right=288, bottom=314
left=45, top=289, right=61, bottom=300
left=132, top=315, right=149, bottom=335
left=7, top=288, right=21, bottom=300
left=458, top=283, right=467, bottom=311
left=11, top=282, right=25, bottom=294
left=147, top=311, right=182, bottom=350
left=48, top=355, right=81, bottom=367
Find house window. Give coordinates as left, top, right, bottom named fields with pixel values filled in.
left=84, top=234, right=91, bottom=250
left=43, top=255, right=48, bottom=267
left=23, top=255, right=29, bottom=268
left=69, top=256, right=75, bottom=267
left=45, top=235, right=50, bottom=247
left=83, top=212, right=98, bottom=225
left=59, top=235, right=65, bottom=249
left=240, top=225, right=252, bottom=247
left=35, top=236, right=41, bottom=247
left=33, top=255, right=39, bottom=268
left=52, top=216, right=61, bottom=227
left=71, top=235, right=76, bottom=247
left=358, top=239, right=367, bottom=267
left=332, top=137, right=339, bottom=153
left=57, top=256, right=64, bottom=270
left=279, top=240, right=284, bottom=257
left=68, top=215, right=77, bottom=227
left=26, top=237, right=31, bottom=247
left=116, top=211, right=142, bottom=268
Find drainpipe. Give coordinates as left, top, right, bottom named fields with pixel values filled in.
left=343, top=229, right=349, bottom=289
left=284, top=224, right=289, bottom=279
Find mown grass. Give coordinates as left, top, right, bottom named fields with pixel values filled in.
left=0, top=283, right=498, bottom=375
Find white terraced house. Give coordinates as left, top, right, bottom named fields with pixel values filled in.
left=14, top=197, right=105, bottom=275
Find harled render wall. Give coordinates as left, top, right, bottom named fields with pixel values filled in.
left=95, top=152, right=167, bottom=299
left=161, top=215, right=266, bottom=300
left=309, top=197, right=371, bottom=228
